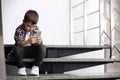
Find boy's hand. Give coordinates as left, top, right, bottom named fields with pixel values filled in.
left=27, top=36, right=37, bottom=44
left=27, top=36, right=42, bottom=44
left=36, top=36, right=42, bottom=44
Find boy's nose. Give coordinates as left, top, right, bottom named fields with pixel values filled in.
left=30, top=27, right=33, bottom=31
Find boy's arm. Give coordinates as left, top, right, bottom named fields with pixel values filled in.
left=14, top=28, right=30, bottom=47
left=21, top=36, right=40, bottom=47
left=21, top=39, right=30, bottom=47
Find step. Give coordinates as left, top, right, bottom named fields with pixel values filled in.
left=4, top=45, right=110, bottom=58
left=6, top=58, right=120, bottom=73
left=6, top=58, right=120, bottom=63
left=4, top=44, right=110, bottom=49
left=7, top=73, right=120, bottom=80
left=46, top=45, right=110, bottom=58
left=44, top=58, right=120, bottom=63
left=46, top=45, right=110, bottom=49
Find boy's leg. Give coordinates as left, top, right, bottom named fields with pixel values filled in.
left=14, top=46, right=27, bottom=76
left=14, top=46, right=25, bottom=68
left=32, top=44, right=45, bottom=67
left=30, top=44, right=45, bottom=76
left=14, top=45, right=45, bottom=67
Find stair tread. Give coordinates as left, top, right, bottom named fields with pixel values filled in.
left=7, top=73, right=120, bottom=80
left=43, top=58, right=120, bottom=62
left=4, top=44, right=110, bottom=49
left=46, top=45, right=110, bottom=49
left=6, top=58, right=120, bottom=63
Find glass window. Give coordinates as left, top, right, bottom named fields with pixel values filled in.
left=87, top=0, right=99, bottom=14
left=87, top=12, right=99, bottom=29
left=72, top=32, right=84, bottom=45
left=87, top=28, right=99, bottom=45
left=73, top=18, right=83, bottom=32
left=73, top=4, right=83, bottom=19
left=72, top=0, right=83, bottom=7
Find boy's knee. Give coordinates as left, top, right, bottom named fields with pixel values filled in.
left=15, top=46, right=24, bottom=54
left=39, top=45, right=46, bottom=57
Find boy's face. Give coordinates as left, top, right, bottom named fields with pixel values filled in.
left=24, top=22, right=36, bottom=32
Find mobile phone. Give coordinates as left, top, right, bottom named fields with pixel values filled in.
left=34, top=30, right=41, bottom=37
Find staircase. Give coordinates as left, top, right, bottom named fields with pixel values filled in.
left=5, top=45, right=120, bottom=80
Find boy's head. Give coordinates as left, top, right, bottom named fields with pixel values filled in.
left=23, top=10, right=39, bottom=24
left=23, top=10, right=39, bottom=32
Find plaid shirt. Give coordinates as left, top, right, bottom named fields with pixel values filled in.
left=14, top=24, right=39, bottom=46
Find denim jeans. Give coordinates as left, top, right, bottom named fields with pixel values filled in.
left=14, top=44, right=45, bottom=68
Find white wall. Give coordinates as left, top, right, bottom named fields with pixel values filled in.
left=1, top=0, right=69, bottom=45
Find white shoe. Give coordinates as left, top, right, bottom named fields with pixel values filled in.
left=18, top=67, right=27, bottom=76
left=30, top=66, right=39, bottom=76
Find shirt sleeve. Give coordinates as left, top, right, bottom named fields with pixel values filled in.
left=14, top=28, right=25, bottom=46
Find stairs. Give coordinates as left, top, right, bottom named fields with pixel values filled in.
left=4, top=45, right=120, bottom=80
left=7, top=73, right=120, bottom=80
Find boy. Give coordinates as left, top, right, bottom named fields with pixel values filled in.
left=14, top=10, right=44, bottom=76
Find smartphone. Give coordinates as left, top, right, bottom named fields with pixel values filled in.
left=34, top=30, right=41, bottom=37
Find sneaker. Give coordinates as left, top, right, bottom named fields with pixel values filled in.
left=18, top=67, right=27, bottom=76
left=30, top=66, right=39, bottom=76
